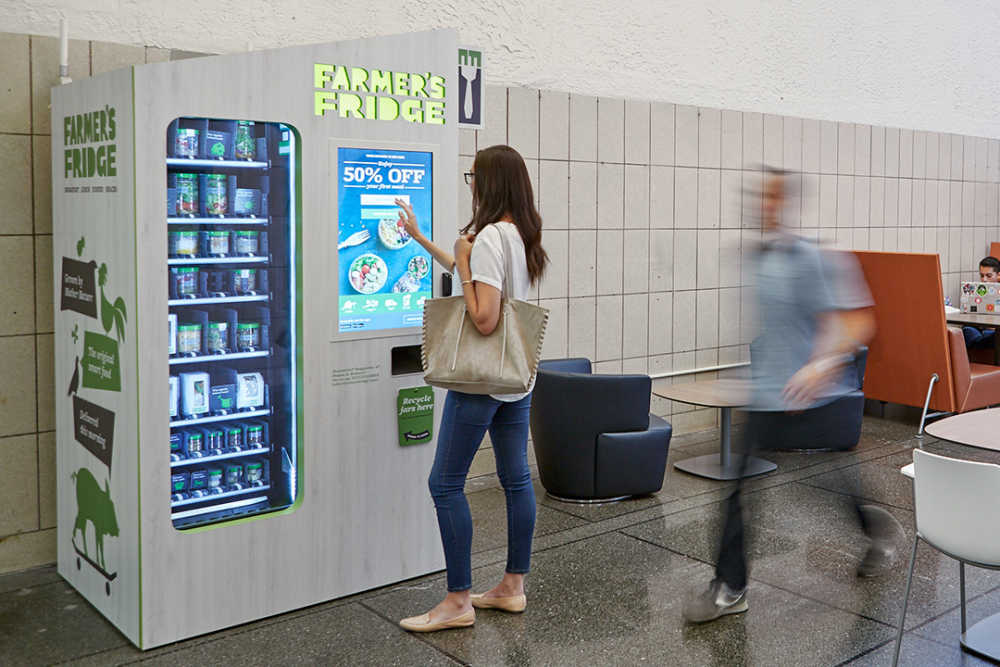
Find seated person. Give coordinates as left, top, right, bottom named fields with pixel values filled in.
left=963, top=256, right=1000, bottom=348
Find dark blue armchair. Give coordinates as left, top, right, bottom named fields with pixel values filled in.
left=530, top=358, right=673, bottom=502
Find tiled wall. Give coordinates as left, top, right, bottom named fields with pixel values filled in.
left=460, top=86, right=1000, bottom=437
left=3, top=34, right=999, bottom=573
left=0, top=33, right=199, bottom=574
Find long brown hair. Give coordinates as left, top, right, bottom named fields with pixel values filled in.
left=462, top=145, right=548, bottom=285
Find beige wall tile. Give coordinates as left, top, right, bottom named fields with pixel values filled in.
left=719, top=229, right=741, bottom=288
left=870, top=126, right=886, bottom=177
left=539, top=90, right=569, bottom=160
left=649, top=102, right=674, bottom=166
left=0, top=236, right=35, bottom=335
left=718, top=288, right=741, bottom=347
left=596, top=295, right=623, bottom=361
left=0, top=434, right=37, bottom=535
left=696, top=289, right=719, bottom=349
left=0, top=135, right=32, bottom=235
left=649, top=293, right=672, bottom=355
left=720, top=170, right=741, bottom=229
left=31, top=36, right=90, bottom=135
left=899, top=129, right=914, bottom=178
left=38, top=431, right=55, bottom=529
left=782, top=117, right=802, bottom=172
left=459, top=128, right=476, bottom=157
left=457, top=166, right=472, bottom=226
left=962, top=136, right=976, bottom=181
left=622, top=357, right=648, bottom=374
left=962, top=182, right=975, bottom=226
left=539, top=298, right=568, bottom=360
left=539, top=160, right=568, bottom=230
left=597, top=97, right=624, bottom=164
left=854, top=177, right=870, bottom=228
left=924, top=179, right=938, bottom=226
left=674, top=167, right=698, bottom=228
left=884, top=179, right=899, bottom=228
left=673, top=229, right=697, bottom=291
left=697, top=169, right=720, bottom=229
left=35, top=235, right=53, bottom=333
left=593, top=359, right=622, bottom=374
left=624, top=165, right=649, bottom=229
left=479, top=84, right=507, bottom=149
left=649, top=229, right=673, bottom=291
left=801, top=173, right=820, bottom=227
left=622, top=293, right=648, bottom=358
left=939, top=134, right=953, bottom=180
left=675, top=105, right=698, bottom=167
left=763, top=114, right=782, bottom=168
left=869, top=177, right=885, bottom=227
left=567, top=296, right=596, bottom=360
left=91, top=41, right=145, bottom=76
left=911, top=180, right=925, bottom=227
left=597, top=163, right=624, bottom=228
left=820, top=120, right=838, bottom=174
left=884, top=128, right=901, bottom=177
left=568, top=162, right=597, bottom=228
left=507, top=87, right=538, bottom=160
left=837, top=122, right=855, bottom=175
left=672, top=290, right=696, bottom=352
left=912, top=131, right=927, bottom=180
left=720, top=110, right=742, bottom=170
left=649, top=166, right=674, bottom=229
left=37, top=333, right=53, bottom=432
left=569, top=94, right=597, bottom=162
left=539, top=230, right=568, bottom=299
left=32, top=135, right=52, bottom=234
left=0, top=335, right=36, bottom=436
left=623, top=230, right=650, bottom=294
left=837, top=175, right=854, bottom=228
left=595, top=230, right=623, bottom=295
left=802, top=119, right=821, bottom=173
left=568, top=230, right=596, bottom=296
left=624, top=100, right=650, bottom=165
left=0, top=527, right=55, bottom=574
left=698, top=107, right=721, bottom=168
left=926, top=133, right=940, bottom=180
left=697, top=229, right=720, bottom=288
left=855, top=125, right=871, bottom=176
left=819, top=174, right=838, bottom=228
left=0, top=33, right=31, bottom=133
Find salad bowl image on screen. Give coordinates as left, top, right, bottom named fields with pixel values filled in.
left=337, top=146, right=433, bottom=333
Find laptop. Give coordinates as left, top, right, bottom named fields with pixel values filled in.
left=960, top=281, right=1000, bottom=314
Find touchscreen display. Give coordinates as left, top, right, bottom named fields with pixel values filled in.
left=337, top=147, right=433, bottom=333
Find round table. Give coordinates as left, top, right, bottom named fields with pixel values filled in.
left=924, top=408, right=1000, bottom=451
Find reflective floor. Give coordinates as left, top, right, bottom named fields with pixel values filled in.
left=4, top=416, right=999, bottom=666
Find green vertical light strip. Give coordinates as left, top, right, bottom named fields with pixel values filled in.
left=130, top=66, right=144, bottom=648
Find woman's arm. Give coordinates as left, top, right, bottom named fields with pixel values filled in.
left=454, top=234, right=502, bottom=335
left=396, top=198, right=454, bottom=269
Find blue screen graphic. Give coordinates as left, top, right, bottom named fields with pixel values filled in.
left=337, top=147, right=433, bottom=333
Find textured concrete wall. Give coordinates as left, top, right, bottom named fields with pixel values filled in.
left=4, top=0, right=1000, bottom=137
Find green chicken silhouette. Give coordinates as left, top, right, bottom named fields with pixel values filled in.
left=98, top=263, right=127, bottom=343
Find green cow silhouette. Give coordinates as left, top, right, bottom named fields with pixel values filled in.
left=72, top=468, right=119, bottom=571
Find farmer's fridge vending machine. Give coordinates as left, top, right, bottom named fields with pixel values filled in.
left=53, top=29, right=457, bottom=648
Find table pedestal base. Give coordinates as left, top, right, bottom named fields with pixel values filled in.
left=673, top=454, right=777, bottom=481
left=961, top=613, right=1000, bottom=662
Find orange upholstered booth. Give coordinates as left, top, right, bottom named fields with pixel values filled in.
left=990, top=241, right=1000, bottom=259
left=852, top=251, right=1000, bottom=432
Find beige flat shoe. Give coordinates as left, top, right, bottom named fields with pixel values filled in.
left=470, top=593, right=527, bottom=613
left=398, top=609, right=475, bottom=632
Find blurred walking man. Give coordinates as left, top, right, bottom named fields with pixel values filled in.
left=683, top=168, right=900, bottom=624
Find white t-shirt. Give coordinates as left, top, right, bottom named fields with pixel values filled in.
left=469, top=221, right=533, bottom=402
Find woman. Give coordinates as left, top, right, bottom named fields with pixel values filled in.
left=396, top=145, right=548, bottom=632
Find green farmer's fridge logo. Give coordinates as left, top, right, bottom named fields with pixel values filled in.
left=314, top=64, right=446, bottom=125
left=64, top=106, right=117, bottom=178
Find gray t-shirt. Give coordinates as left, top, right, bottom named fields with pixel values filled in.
left=749, top=236, right=872, bottom=411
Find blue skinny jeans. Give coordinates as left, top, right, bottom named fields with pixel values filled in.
left=428, top=390, right=536, bottom=592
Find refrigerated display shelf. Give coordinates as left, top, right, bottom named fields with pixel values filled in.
left=169, top=350, right=269, bottom=366
left=171, top=485, right=271, bottom=509
left=166, top=158, right=269, bottom=169
left=168, top=295, right=269, bottom=306
left=168, top=217, right=270, bottom=225
left=170, top=494, right=269, bottom=521
left=168, top=257, right=268, bottom=266
left=170, top=446, right=271, bottom=468
left=170, top=408, right=271, bottom=428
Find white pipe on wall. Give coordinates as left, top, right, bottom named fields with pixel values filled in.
left=59, top=17, right=71, bottom=84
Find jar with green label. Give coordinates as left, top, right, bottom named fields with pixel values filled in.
left=175, top=128, right=199, bottom=158
left=225, top=463, right=244, bottom=486
left=206, top=467, right=223, bottom=490
left=206, top=321, right=228, bottom=353
left=177, top=324, right=202, bottom=355
left=205, top=174, right=228, bottom=216
left=226, top=426, right=243, bottom=450
left=186, top=431, right=204, bottom=455
left=203, top=230, right=229, bottom=256
left=169, top=230, right=198, bottom=257
left=175, top=173, right=198, bottom=216
left=233, top=268, right=256, bottom=294
left=175, top=267, right=199, bottom=297
left=236, top=322, right=260, bottom=350
left=246, top=424, right=264, bottom=447
left=235, top=121, right=256, bottom=160
left=205, top=428, right=224, bottom=451
left=234, top=230, right=259, bottom=255
left=245, top=460, right=264, bottom=485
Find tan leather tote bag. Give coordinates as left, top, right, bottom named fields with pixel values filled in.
left=422, top=229, right=548, bottom=395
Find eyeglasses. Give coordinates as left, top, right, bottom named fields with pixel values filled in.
left=464, top=171, right=475, bottom=185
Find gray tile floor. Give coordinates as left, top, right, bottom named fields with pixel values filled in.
left=4, top=417, right=999, bottom=666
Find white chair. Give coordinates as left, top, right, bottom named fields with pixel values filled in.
left=893, top=449, right=1000, bottom=666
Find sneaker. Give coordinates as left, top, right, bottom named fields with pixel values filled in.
left=682, top=579, right=748, bottom=623
left=857, top=505, right=903, bottom=578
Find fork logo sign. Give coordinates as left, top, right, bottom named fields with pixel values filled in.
left=313, top=64, right=446, bottom=125
left=458, top=48, right=484, bottom=129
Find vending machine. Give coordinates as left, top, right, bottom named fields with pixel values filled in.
left=53, top=30, right=458, bottom=648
